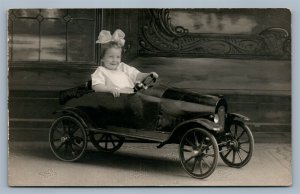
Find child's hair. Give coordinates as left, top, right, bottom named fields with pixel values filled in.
left=100, top=42, right=123, bottom=58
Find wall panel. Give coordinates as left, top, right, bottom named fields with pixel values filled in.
left=8, top=9, right=291, bottom=143
left=8, top=9, right=140, bottom=141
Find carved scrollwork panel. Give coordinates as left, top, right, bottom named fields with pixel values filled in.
left=138, top=9, right=291, bottom=59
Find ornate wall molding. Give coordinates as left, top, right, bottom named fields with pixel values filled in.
left=138, top=9, right=291, bottom=59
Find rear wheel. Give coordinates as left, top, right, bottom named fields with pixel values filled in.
left=90, top=132, right=124, bottom=153
left=220, top=120, right=254, bottom=168
left=49, top=115, right=87, bottom=162
left=179, top=128, right=219, bottom=179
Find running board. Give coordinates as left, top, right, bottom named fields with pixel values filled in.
left=88, top=126, right=170, bottom=144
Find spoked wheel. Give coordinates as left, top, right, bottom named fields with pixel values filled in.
left=179, top=128, right=219, bottom=179
left=49, top=115, right=87, bottom=162
left=220, top=120, right=254, bottom=168
left=90, top=132, right=125, bottom=153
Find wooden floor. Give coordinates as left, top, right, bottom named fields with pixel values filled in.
left=8, top=142, right=292, bottom=186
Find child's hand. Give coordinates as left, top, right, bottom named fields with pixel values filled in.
left=150, top=72, right=159, bottom=79
left=109, top=88, right=121, bottom=97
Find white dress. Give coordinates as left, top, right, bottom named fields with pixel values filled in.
left=91, top=62, right=140, bottom=91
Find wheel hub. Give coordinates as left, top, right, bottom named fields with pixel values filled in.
left=230, top=140, right=239, bottom=150
left=60, top=136, right=70, bottom=143
left=193, top=149, right=200, bottom=156
left=193, top=148, right=206, bottom=158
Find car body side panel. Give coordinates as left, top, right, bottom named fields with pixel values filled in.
left=66, top=92, right=135, bottom=128
left=126, top=92, right=161, bottom=130
left=156, top=98, right=215, bottom=132
left=63, top=84, right=222, bottom=137
left=65, top=91, right=162, bottom=130
left=155, top=86, right=220, bottom=132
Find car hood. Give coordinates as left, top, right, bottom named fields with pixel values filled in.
left=162, top=87, right=221, bottom=107
left=143, top=84, right=221, bottom=107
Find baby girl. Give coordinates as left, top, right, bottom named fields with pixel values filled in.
left=91, top=29, right=158, bottom=97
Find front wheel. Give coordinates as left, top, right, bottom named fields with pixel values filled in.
left=179, top=128, right=219, bottom=179
left=220, top=120, right=254, bottom=168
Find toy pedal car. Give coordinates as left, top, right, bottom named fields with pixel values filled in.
left=49, top=75, right=254, bottom=179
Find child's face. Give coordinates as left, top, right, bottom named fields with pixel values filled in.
left=102, top=47, right=122, bottom=70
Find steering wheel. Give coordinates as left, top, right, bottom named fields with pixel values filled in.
left=134, top=73, right=157, bottom=92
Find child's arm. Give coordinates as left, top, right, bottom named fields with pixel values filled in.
left=136, top=72, right=159, bottom=82
left=92, top=83, right=121, bottom=97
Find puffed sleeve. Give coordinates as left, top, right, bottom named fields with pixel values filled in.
left=120, top=62, right=141, bottom=82
left=91, top=67, right=106, bottom=86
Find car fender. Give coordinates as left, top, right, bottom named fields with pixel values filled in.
left=157, top=118, right=218, bottom=147
left=54, top=107, right=91, bottom=128
left=228, top=113, right=250, bottom=122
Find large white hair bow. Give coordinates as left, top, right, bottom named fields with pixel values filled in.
left=96, top=29, right=125, bottom=47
